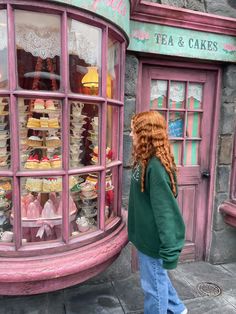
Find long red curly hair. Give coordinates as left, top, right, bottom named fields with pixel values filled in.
left=132, top=111, right=177, bottom=196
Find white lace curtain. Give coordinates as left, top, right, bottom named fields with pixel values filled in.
left=0, top=11, right=7, bottom=51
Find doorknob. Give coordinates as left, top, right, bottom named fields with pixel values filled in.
left=201, top=170, right=210, bottom=178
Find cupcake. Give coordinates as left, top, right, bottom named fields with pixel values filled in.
left=34, top=99, right=45, bottom=110
left=39, top=156, right=51, bottom=169
left=51, top=155, right=61, bottom=168
left=40, top=117, right=49, bottom=128
left=46, top=136, right=61, bottom=148
left=27, top=117, right=40, bottom=128
left=45, top=100, right=56, bottom=110
left=27, top=136, right=43, bottom=147
left=48, top=118, right=59, bottom=128
left=24, top=154, right=40, bottom=169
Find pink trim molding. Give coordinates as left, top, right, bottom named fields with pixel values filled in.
left=220, top=201, right=236, bottom=228
left=0, top=223, right=128, bottom=295
left=130, top=0, right=236, bottom=36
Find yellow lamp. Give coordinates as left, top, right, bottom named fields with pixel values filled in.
left=82, top=66, right=99, bottom=88
left=106, top=73, right=112, bottom=98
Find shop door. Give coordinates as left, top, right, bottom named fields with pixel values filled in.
left=140, top=65, right=217, bottom=262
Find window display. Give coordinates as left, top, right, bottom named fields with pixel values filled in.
left=0, top=177, right=13, bottom=243
left=0, top=10, right=8, bottom=89
left=0, top=97, right=10, bottom=169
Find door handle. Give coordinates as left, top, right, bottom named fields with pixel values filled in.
left=201, top=170, right=210, bottom=178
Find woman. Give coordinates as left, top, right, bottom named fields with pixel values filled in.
left=128, top=111, right=187, bottom=314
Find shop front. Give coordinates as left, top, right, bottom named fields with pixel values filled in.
left=0, top=0, right=236, bottom=296
left=0, top=0, right=129, bottom=295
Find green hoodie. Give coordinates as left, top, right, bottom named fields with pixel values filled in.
left=128, top=157, right=185, bottom=270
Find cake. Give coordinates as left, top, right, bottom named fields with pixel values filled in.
left=27, top=118, right=40, bottom=128
left=27, top=136, right=43, bottom=147
left=48, top=118, right=59, bottom=128
left=39, top=156, right=51, bottom=169
left=34, top=99, right=45, bottom=110
left=24, top=154, right=40, bottom=169
left=45, top=100, right=56, bottom=110
left=46, top=136, right=61, bottom=147
left=51, top=155, right=61, bottom=168
left=92, top=146, right=99, bottom=164
left=25, top=178, right=42, bottom=192
left=40, top=117, right=49, bottom=128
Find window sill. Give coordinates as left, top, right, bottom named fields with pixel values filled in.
left=219, top=201, right=236, bottom=228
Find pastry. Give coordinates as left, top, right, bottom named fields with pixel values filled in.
left=39, top=156, right=51, bottom=169
left=27, top=136, right=43, bottom=147
left=25, top=178, right=42, bottom=192
left=48, top=118, right=59, bottom=128
left=24, top=154, right=40, bottom=169
left=40, top=117, right=49, bottom=128
left=45, top=100, right=56, bottom=110
left=51, top=155, right=61, bottom=168
left=27, top=117, right=40, bottom=128
left=46, top=136, right=61, bottom=147
left=34, top=99, right=45, bottom=110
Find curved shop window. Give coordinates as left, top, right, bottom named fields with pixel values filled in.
left=0, top=4, right=126, bottom=252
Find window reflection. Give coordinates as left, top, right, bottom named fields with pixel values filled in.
left=0, top=97, right=10, bottom=169
left=0, top=10, right=8, bottom=89
left=68, top=19, right=101, bottom=95
left=107, top=35, right=120, bottom=99
left=15, top=10, right=61, bottom=91
left=106, top=105, right=119, bottom=163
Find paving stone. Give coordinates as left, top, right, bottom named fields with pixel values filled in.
left=222, top=263, right=236, bottom=274
left=64, top=282, right=124, bottom=314
left=223, top=289, right=236, bottom=308
left=112, top=273, right=144, bottom=313
left=184, top=295, right=236, bottom=313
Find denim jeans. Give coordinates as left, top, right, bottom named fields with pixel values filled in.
left=138, top=250, right=186, bottom=314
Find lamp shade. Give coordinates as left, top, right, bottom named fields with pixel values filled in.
left=82, top=66, right=99, bottom=88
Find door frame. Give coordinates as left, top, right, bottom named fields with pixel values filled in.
left=136, top=58, right=222, bottom=261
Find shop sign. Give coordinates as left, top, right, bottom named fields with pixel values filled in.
left=49, top=0, right=130, bottom=35
left=128, top=21, right=236, bottom=62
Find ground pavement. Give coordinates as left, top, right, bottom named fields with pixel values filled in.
left=0, top=261, right=236, bottom=313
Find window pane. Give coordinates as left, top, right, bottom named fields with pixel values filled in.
left=15, top=10, right=61, bottom=91
left=187, top=83, right=203, bottom=109
left=170, top=141, right=182, bottom=165
left=0, top=10, right=8, bottom=89
left=169, top=81, right=185, bottom=109
left=18, top=98, right=62, bottom=170
left=186, top=112, right=201, bottom=138
left=0, top=177, right=13, bottom=243
left=150, top=80, right=167, bottom=109
left=21, top=176, right=66, bottom=243
left=168, top=111, right=184, bottom=138
left=107, top=35, right=120, bottom=99
left=68, top=19, right=101, bottom=95
left=0, top=97, right=10, bottom=170
left=70, top=173, right=98, bottom=237
left=184, top=141, right=199, bottom=165
left=105, top=167, right=117, bottom=224
left=69, top=101, right=99, bottom=168
left=107, top=105, right=119, bottom=164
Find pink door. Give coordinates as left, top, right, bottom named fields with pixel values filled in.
left=140, top=65, right=218, bottom=262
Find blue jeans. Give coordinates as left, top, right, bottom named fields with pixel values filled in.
left=138, top=251, right=186, bottom=314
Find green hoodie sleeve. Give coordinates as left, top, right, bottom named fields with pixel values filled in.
left=147, top=159, right=185, bottom=269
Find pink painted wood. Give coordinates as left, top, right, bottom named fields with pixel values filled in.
left=220, top=202, right=236, bottom=228
left=139, top=60, right=221, bottom=262
left=130, top=0, right=236, bottom=36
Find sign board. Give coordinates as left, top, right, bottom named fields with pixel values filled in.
left=49, top=0, right=130, bottom=36
left=128, top=21, right=236, bottom=62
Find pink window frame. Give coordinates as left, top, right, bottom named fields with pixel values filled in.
left=0, top=1, right=126, bottom=256
left=231, top=132, right=236, bottom=202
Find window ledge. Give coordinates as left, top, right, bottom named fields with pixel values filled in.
left=219, top=201, right=236, bottom=228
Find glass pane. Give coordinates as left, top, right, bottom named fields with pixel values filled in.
left=169, top=81, right=185, bottom=109
left=105, top=168, right=117, bottom=224
left=150, top=80, right=167, bottom=109
left=168, top=112, right=184, bottom=138
left=68, top=19, right=101, bottom=95
left=107, top=35, right=120, bottom=99
left=0, top=97, right=10, bottom=169
left=0, top=177, right=13, bottom=243
left=187, top=83, right=203, bottom=109
left=18, top=98, right=62, bottom=170
left=70, top=173, right=98, bottom=237
left=170, top=141, right=182, bottom=165
left=0, top=10, right=8, bottom=89
left=21, top=176, right=64, bottom=243
left=70, top=101, right=99, bottom=168
left=184, top=141, right=199, bottom=165
left=15, top=10, right=61, bottom=91
left=186, top=112, right=201, bottom=138
left=107, top=105, right=119, bottom=164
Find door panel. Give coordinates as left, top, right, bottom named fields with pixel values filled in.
left=141, top=65, right=217, bottom=261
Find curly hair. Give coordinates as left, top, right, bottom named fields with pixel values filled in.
left=132, top=111, right=177, bottom=196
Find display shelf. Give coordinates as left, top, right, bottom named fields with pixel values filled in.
left=27, top=145, right=61, bottom=150
left=31, top=109, right=60, bottom=114
left=27, top=127, right=60, bottom=131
